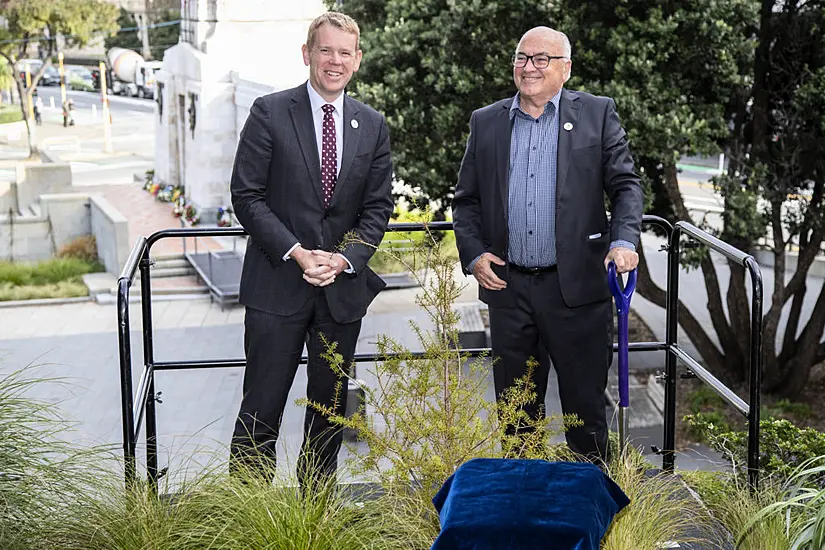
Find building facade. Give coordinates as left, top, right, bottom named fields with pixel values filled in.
left=154, top=0, right=326, bottom=223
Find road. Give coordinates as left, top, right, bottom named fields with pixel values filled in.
left=35, top=86, right=156, bottom=116
left=0, top=88, right=156, bottom=186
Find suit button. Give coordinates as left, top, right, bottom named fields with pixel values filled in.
left=323, top=212, right=330, bottom=220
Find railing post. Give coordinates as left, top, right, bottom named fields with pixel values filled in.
left=662, top=226, right=681, bottom=472
left=139, top=255, right=159, bottom=492
left=117, top=237, right=147, bottom=489
left=746, top=257, right=763, bottom=490
left=117, top=276, right=137, bottom=486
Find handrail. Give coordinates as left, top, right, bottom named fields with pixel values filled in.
left=116, top=214, right=764, bottom=491
left=667, top=221, right=764, bottom=488
left=675, top=221, right=752, bottom=265
left=116, top=235, right=147, bottom=484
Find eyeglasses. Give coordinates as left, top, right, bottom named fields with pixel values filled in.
left=512, top=53, right=567, bottom=69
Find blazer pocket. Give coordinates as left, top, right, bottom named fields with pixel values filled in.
left=586, top=232, right=610, bottom=246
left=365, top=268, right=387, bottom=293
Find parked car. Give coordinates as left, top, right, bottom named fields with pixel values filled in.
left=15, top=59, right=59, bottom=86
left=65, top=65, right=94, bottom=91
left=39, top=66, right=60, bottom=86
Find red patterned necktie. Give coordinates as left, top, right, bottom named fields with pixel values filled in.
left=321, top=103, right=337, bottom=208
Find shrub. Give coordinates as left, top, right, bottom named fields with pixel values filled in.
left=58, top=235, right=100, bottom=265
left=40, top=468, right=420, bottom=550
left=683, top=470, right=789, bottom=550
left=603, top=450, right=722, bottom=549
left=305, top=216, right=578, bottom=530
left=740, top=456, right=825, bottom=549
left=686, top=414, right=825, bottom=482
left=0, top=369, right=108, bottom=550
left=368, top=208, right=459, bottom=274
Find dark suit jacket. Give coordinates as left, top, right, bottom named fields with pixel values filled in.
left=452, top=89, right=643, bottom=308
left=230, top=83, right=393, bottom=324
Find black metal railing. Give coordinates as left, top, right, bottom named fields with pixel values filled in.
left=117, top=215, right=764, bottom=490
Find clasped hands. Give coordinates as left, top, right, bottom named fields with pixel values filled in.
left=471, top=247, right=639, bottom=291
left=291, top=246, right=347, bottom=287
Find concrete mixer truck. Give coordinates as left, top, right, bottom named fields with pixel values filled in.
left=106, top=48, right=162, bottom=98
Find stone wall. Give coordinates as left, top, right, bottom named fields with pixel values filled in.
left=13, top=163, right=73, bottom=213
left=0, top=193, right=130, bottom=275
left=41, top=193, right=92, bottom=250
left=90, top=194, right=130, bottom=275
left=0, top=210, right=52, bottom=263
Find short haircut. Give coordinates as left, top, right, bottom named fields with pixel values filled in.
left=306, top=11, right=360, bottom=50
left=559, top=31, right=572, bottom=59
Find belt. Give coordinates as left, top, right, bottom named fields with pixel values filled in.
left=508, top=263, right=558, bottom=274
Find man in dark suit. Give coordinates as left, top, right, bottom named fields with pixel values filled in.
left=452, top=26, right=643, bottom=462
left=229, top=11, right=393, bottom=485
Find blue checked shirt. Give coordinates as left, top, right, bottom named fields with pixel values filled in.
left=467, top=90, right=635, bottom=272
left=507, top=91, right=562, bottom=267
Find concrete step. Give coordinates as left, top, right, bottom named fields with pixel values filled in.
left=151, top=265, right=195, bottom=278
left=84, top=272, right=209, bottom=302
left=152, top=257, right=190, bottom=270
left=133, top=274, right=207, bottom=296
left=148, top=254, right=196, bottom=279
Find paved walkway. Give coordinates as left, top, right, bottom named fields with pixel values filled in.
left=0, top=289, right=729, bottom=484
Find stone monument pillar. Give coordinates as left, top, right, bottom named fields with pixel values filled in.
left=154, top=0, right=326, bottom=223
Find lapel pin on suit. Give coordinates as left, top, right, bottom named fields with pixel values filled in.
left=351, top=119, right=359, bottom=129
left=563, top=122, right=573, bottom=131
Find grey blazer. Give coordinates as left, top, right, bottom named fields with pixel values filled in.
left=230, top=83, right=393, bottom=323
left=452, top=89, right=644, bottom=308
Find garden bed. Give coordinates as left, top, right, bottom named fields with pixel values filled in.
left=0, top=257, right=103, bottom=301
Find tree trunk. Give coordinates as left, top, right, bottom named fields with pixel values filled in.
left=769, top=279, right=825, bottom=399
left=661, top=162, right=746, bottom=382
left=750, top=0, right=776, bottom=158
left=13, top=78, right=36, bottom=158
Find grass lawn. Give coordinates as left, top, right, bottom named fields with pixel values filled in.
left=0, top=257, right=103, bottom=301
left=0, top=102, right=23, bottom=124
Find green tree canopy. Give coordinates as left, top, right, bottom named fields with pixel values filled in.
left=338, top=0, right=825, bottom=397
left=0, top=0, right=119, bottom=155
left=335, top=0, right=553, bottom=211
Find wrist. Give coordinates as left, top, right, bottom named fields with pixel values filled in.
left=290, top=246, right=308, bottom=262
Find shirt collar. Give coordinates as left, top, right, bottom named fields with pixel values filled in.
left=509, top=88, right=562, bottom=120
left=307, top=80, right=344, bottom=117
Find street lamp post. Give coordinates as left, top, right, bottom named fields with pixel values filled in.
left=99, top=61, right=113, bottom=153
left=58, top=52, right=67, bottom=108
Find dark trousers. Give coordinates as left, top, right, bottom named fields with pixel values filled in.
left=488, top=269, right=613, bottom=462
left=230, top=290, right=361, bottom=487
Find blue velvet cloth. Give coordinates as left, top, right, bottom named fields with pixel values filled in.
left=431, top=458, right=630, bottom=550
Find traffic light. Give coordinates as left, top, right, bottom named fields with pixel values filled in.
left=91, top=69, right=100, bottom=90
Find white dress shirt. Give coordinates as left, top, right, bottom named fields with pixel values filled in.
left=282, top=82, right=353, bottom=273
left=307, top=80, right=344, bottom=176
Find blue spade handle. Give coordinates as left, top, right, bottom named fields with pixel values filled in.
left=607, top=262, right=637, bottom=408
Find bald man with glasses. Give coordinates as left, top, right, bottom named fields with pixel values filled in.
left=452, top=26, right=643, bottom=463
